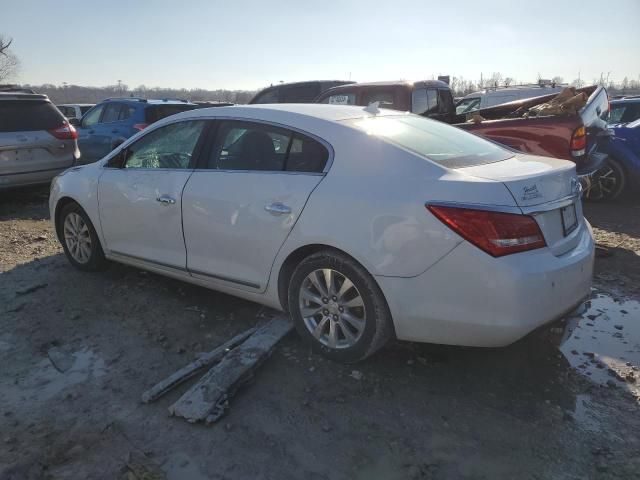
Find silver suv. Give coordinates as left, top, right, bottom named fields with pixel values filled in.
left=0, top=91, right=80, bottom=190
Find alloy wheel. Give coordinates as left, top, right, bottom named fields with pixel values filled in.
left=63, top=212, right=92, bottom=264
left=298, top=268, right=366, bottom=349
left=583, top=162, right=623, bottom=201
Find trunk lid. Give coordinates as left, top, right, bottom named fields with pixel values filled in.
left=459, top=154, right=583, bottom=256
left=460, top=154, right=577, bottom=207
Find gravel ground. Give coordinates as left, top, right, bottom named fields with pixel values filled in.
left=1, top=187, right=639, bottom=480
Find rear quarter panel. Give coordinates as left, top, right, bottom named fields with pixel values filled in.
left=270, top=126, right=517, bottom=282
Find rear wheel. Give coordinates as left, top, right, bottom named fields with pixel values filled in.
left=59, top=203, right=107, bottom=271
left=288, top=250, right=393, bottom=363
left=583, top=157, right=626, bottom=201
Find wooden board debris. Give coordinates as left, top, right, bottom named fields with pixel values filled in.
left=168, top=315, right=292, bottom=424
left=141, top=327, right=256, bottom=404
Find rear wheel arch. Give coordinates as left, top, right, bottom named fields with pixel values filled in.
left=276, top=244, right=384, bottom=311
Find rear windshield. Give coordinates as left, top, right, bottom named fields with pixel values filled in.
left=144, top=104, right=197, bottom=124
left=346, top=114, right=513, bottom=168
left=0, top=100, right=65, bottom=132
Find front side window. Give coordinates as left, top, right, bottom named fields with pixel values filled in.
left=207, top=120, right=329, bottom=173
left=456, top=97, right=481, bottom=114
left=346, top=114, right=512, bottom=169
left=124, top=120, right=205, bottom=169
left=81, top=105, right=104, bottom=128
left=251, top=89, right=279, bottom=104
left=101, top=103, right=122, bottom=123
left=411, top=89, right=438, bottom=115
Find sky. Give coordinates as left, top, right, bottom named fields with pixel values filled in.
left=3, top=0, right=640, bottom=91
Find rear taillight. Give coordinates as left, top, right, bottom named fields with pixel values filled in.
left=133, top=123, right=149, bottom=131
left=427, top=205, right=546, bottom=257
left=570, top=126, right=586, bottom=157
left=48, top=121, right=78, bottom=140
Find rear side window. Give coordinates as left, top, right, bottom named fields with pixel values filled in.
left=609, top=103, right=640, bottom=124
left=319, top=93, right=356, bottom=105
left=281, top=84, right=321, bottom=103
left=80, top=106, right=93, bottom=115
left=145, top=105, right=197, bottom=124
left=346, top=114, right=512, bottom=169
left=0, top=100, right=64, bottom=132
left=207, top=120, right=328, bottom=173
left=362, top=90, right=395, bottom=109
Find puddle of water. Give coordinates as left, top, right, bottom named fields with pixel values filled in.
left=0, top=348, right=106, bottom=406
left=163, top=453, right=209, bottom=480
left=560, top=293, right=640, bottom=398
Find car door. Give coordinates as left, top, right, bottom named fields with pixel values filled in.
left=97, top=120, right=207, bottom=268
left=90, top=102, right=128, bottom=159
left=181, top=119, right=330, bottom=291
left=76, top=104, right=106, bottom=163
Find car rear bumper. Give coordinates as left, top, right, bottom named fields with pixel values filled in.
left=377, top=220, right=595, bottom=347
left=0, top=166, right=72, bottom=190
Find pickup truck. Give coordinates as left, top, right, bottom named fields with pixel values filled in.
left=456, top=85, right=610, bottom=176
left=316, top=81, right=609, bottom=177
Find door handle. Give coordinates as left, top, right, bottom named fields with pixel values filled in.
left=265, top=202, right=291, bottom=215
left=156, top=195, right=176, bottom=205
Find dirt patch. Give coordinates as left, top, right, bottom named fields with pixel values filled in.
left=1, top=190, right=640, bottom=479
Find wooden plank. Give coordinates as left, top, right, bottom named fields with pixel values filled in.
left=141, top=327, right=256, bottom=404
left=168, top=315, right=292, bottom=424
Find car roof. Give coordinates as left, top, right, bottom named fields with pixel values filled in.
left=258, top=80, right=352, bottom=89
left=57, top=103, right=95, bottom=107
left=100, top=97, right=195, bottom=106
left=169, top=103, right=404, bottom=123
left=0, top=92, right=49, bottom=101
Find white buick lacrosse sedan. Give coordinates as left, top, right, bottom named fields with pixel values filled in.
left=50, top=104, right=594, bottom=362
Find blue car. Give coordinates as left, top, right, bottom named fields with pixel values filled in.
left=71, top=98, right=198, bottom=164
left=585, top=118, right=640, bottom=200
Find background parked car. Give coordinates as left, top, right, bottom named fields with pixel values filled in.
left=0, top=91, right=79, bottom=189
left=70, top=97, right=198, bottom=163
left=608, top=97, right=640, bottom=125
left=249, top=80, right=354, bottom=104
left=57, top=103, right=95, bottom=120
left=584, top=118, right=640, bottom=201
left=455, top=82, right=567, bottom=114
left=315, top=80, right=456, bottom=123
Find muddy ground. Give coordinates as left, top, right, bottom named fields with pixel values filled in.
left=1, top=187, right=639, bottom=480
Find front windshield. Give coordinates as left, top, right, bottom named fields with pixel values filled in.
left=346, top=114, right=513, bottom=168
left=456, top=97, right=481, bottom=114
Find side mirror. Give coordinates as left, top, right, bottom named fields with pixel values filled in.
left=69, top=117, right=81, bottom=128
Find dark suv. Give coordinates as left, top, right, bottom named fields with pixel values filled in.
left=71, top=97, right=198, bottom=163
left=249, top=80, right=354, bottom=104
left=315, top=80, right=455, bottom=123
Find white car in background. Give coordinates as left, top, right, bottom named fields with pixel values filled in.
left=56, top=103, right=95, bottom=120
left=49, top=104, right=594, bottom=362
left=456, top=84, right=567, bottom=114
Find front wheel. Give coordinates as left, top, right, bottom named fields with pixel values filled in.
left=59, top=203, right=107, bottom=271
left=583, top=157, right=626, bottom=201
left=288, top=250, right=393, bottom=363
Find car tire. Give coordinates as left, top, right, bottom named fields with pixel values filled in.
left=59, top=202, right=107, bottom=272
left=584, top=157, right=626, bottom=201
left=287, top=250, right=394, bottom=363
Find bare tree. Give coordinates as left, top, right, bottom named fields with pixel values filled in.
left=0, top=34, right=20, bottom=82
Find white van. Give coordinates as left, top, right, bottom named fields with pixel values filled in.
left=456, top=84, right=567, bottom=114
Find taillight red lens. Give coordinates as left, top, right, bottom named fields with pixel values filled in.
left=570, top=126, right=586, bottom=155
left=133, top=123, right=149, bottom=131
left=427, top=205, right=546, bottom=257
left=48, top=121, right=78, bottom=140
